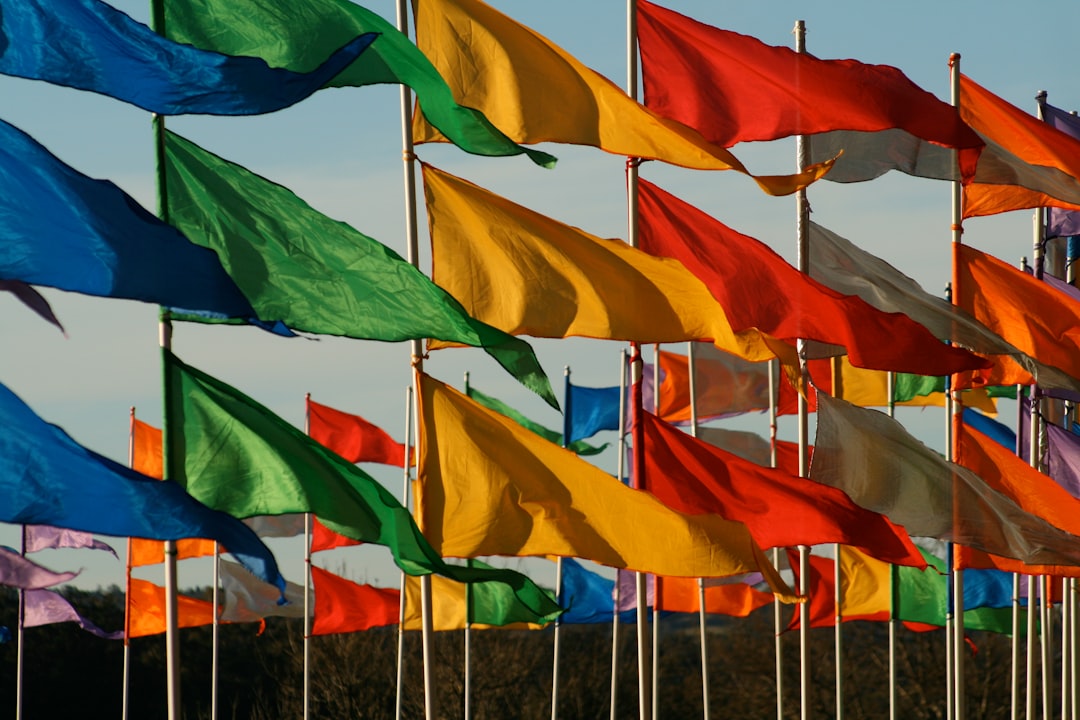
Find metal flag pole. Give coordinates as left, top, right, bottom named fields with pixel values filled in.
left=462, top=374, right=472, bottom=720
left=15, top=524, right=25, bottom=720
left=148, top=2, right=180, bottom=716
left=303, top=395, right=312, bottom=720
left=887, top=373, right=898, bottom=720
left=794, top=19, right=812, bottom=720
left=1012, top=385, right=1024, bottom=720
left=831, top=359, right=845, bottom=720
left=948, top=53, right=964, bottom=720
left=769, top=358, right=784, bottom=720
left=611, top=350, right=629, bottom=720
left=626, top=3, right=651, bottom=717
left=396, top=385, right=414, bottom=720
left=651, top=347, right=661, bottom=720
left=123, top=408, right=135, bottom=720
left=551, top=366, right=571, bottom=720
left=394, top=1, right=435, bottom=717
left=211, top=539, right=220, bottom=720
left=687, top=342, right=711, bottom=720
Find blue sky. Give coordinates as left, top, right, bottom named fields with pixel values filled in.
left=2, top=0, right=1078, bottom=592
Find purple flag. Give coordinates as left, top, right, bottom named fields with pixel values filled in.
left=1020, top=396, right=1080, bottom=499
left=1043, top=102, right=1080, bottom=238
left=25, top=526, right=118, bottom=559
left=0, top=281, right=65, bottom=335
left=615, top=570, right=654, bottom=612
left=0, top=547, right=79, bottom=589
left=23, top=588, right=123, bottom=639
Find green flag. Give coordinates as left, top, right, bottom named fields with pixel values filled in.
left=467, top=558, right=556, bottom=627
left=892, top=373, right=945, bottom=403
left=465, top=384, right=608, bottom=457
left=897, top=549, right=1024, bottom=636
left=163, top=0, right=555, bottom=168
left=163, top=349, right=562, bottom=624
left=163, top=130, right=557, bottom=409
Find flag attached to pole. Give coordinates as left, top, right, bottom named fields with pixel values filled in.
left=410, top=0, right=833, bottom=195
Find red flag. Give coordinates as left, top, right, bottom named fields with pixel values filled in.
left=311, top=565, right=399, bottom=636
left=785, top=552, right=891, bottom=631
left=310, top=516, right=361, bottom=553
left=642, top=412, right=925, bottom=568
left=637, top=178, right=989, bottom=377
left=636, top=0, right=982, bottom=179
left=308, top=398, right=408, bottom=466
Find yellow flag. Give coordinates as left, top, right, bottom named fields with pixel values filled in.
left=422, top=164, right=791, bottom=365
left=415, top=371, right=798, bottom=602
left=410, top=0, right=832, bottom=196
left=833, top=358, right=997, bottom=414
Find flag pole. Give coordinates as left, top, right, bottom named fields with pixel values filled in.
left=948, top=53, right=964, bottom=720
left=793, top=19, right=812, bottom=720
left=396, top=384, right=414, bottom=720
left=686, top=341, right=711, bottom=720
left=831, top=359, right=844, bottom=720
left=211, top=540, right=220, bottom=720
left=626, top=2, right=652, bottom=718
left=651, top=347, right=661, bottom=720
left=148, top=2, right=180, bottom=717
left=1012, top=384, right=1024, bottom=720
left=123, top=407, right=135, bottom=720
left=462, top=373, right=472, bottom=720
left=551, top=366, right=571, bottom=720
left=15, top=523, right=25, bottom=720
left=395, top=1, right=436, bottom=717
left=768, top=358, right=784, bottom=720
left=611, top=349, right=629, bottom=720
left=303, top=395, right=312, bottom=720
left=886, top=375, right=898, bottom=720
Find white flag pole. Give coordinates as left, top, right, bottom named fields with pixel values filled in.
left=626, top=3, right=652, bottom=718
left=887, top=374, right=898, bottom=720
left=651, top=347, right=661, bottom=720
left=394, top=2, right=436, bottom=717
left=831, top=360, right=844, bottom=720
left=551, top=367, right=571, bottom=720
left=793, top=19, right=812, bottom=720
left=611, top=350, right=629, bottom=720
left=948, top=52, right=964, bottom=720
left=122, top=407, right=135, bottom=720
left=686, top=342, right=711, bottom=720
left=396, top=385, right=414, bottom=720
left=15, top=524, right=25, bottom=720
left=302, top=396, right=312, bottom=720
left=769, top=359, right=784, bottom=720
left=211, top=540, right=220, bottom=720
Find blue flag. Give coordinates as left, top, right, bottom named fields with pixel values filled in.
left=566, top=383, right=621, bottom=443
left=560, top=558, right=637, bottom=624
left=0, top=379, right=285, bottom=595
left=962, top=408, right=1016, bottom=451
left=0, top=117, right=281, bottom=326
left=0, top=0, right=377, bottom=116
left=964, top=567, right=1019, bottom=610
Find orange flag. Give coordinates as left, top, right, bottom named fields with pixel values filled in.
left=128, top=418, right=215, bottom=566
left=955, top=244, right=1080, bottom=386
left=656, top=576, right=773, bottom=618
left=960, top=73, right=1080, bottom=218
left=127, top=578, right=218, bottom=638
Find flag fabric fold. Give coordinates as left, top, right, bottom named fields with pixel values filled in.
left=410, top=0, right=832, bottom=196
left=960, top=74, right=1080, bottom=218
left=308, top=398, right=408, bottom=467
left=23, top=589, right=124, bottom=640
left=0, top=381, right=283, bottom=591
left=422, top=163, right=792, bottom=366
left=0, top=548, right=79, bottom=590
left=0, top=0, right=377, bottom=116
left=652, top=345, right=772, bottom=424
left=635, top=0, right=982, bottom=180
left=163, top=350, right=562, bottom=623
left=465, top=385, right=607, bottom=456
left=636, top=178, right=987, bottom=376
left=415, top=371, right=797, bottom=601
left=809, top=222, right=1080, bottom=393
left=163, top=131, right=557, bottom=408
left=642, top=412, right=925, bottom=567
left=809, top=391, right=1080, bottom=568
left=163, top=0, right=555, bottom=168
left=0, top=118, right=259, bottom=319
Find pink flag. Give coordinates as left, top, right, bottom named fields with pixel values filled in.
left=23, top=588, right=123, bottom=639
left=0, top=547, right=78, bottom=590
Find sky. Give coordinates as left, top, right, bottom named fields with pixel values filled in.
left=3, top=0, right=1079, bottom=595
